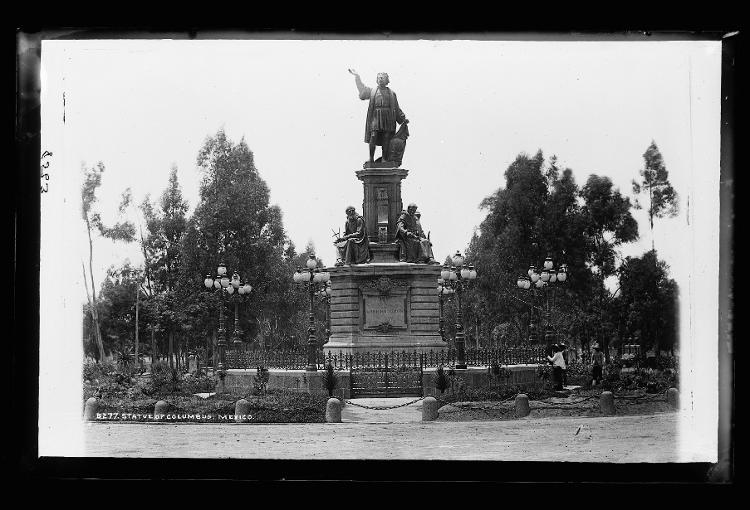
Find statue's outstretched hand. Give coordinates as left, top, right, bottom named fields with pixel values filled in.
left=348, top=68, right=358, bottom=76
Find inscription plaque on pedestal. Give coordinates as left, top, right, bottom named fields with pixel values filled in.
left=363, top=295, right=407, bottom=331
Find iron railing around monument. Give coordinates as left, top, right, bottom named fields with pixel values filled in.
left=224, top=345, right=547, bottom=370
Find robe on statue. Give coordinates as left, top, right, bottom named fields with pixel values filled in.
left=338, top=215, right=370, bottom=264
left=359, top=86, right=406, bottom=146
left=396, top=211, right=422, bottom=263
left=415, top=218, right=435, bottom=262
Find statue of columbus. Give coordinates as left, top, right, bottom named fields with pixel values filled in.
left=349, top=69, right=409, bottom=167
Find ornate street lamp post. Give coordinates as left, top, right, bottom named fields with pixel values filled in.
left=436, top=278, right=451, bottom=342
left=439, top=251, right=477, bottom=369
left=517, top=256, right=568, bottom=346
left=203, top=263, right=253, bottom=381
left=437, top=277, right=459, bottom=343
left=293, top=254, right=331, bottom=371
left=316, top=281, right=333, bottom=342
left=226, top=272, right=253, bottom=349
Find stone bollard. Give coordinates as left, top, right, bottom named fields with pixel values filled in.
left=235, top=399, right=252, bottom=423
left=188, top=355, right=198, bottom=374
left=154, top=400, right=169, bottom=421
left=667, top=388, right=679, bottom=409
left=515, top=394, right=530, bottom=417
left=422, top=397, right=439, bottom=421
left=326, top=398, right=342, bottom=423
left=83, top=397, right=99, bottom=421
left=600, top=391, right=615, bottom=415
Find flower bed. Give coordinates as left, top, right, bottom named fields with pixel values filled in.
left=90, top=390, right=329, bottom=423
left=83, top=360, right=328, bottom=423
left=436, top=387, right=675, bottom=422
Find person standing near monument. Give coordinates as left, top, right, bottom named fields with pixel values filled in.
left=591, top=343, right=604, bottom=386
left=349, top=69, right=408, bottom=166
left=335, top=206, right=370, bottom=265
left=547, top=344, right=566, bottom=391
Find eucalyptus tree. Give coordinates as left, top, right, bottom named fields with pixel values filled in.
left=632, top=141, right=679, bottom=251
left=80, top=162, right=136, bottom=361
left=178, top=129, right=303, bottom=352
left=140, top=166, right=190, bottom=367
left=580, top=174, right=639, bottom=360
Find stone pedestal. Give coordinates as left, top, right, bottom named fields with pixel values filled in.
left=356, top=167, right=409, bottom=246
left=323, top=262, right=447, bottom=355
left=368, top=242, right=400, bottom=263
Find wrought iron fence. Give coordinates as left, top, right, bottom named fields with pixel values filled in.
left=224, top=345, right=547, bottom=370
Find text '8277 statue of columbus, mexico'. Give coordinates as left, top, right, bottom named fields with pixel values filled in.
left=349, top=69, right=409, bottom=168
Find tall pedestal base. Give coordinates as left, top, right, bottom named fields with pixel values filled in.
left=323, top=263, right=446, bottom=355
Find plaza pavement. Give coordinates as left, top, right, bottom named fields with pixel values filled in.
left=81, top=397, right=680, bottom=461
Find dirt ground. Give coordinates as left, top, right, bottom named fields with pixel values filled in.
left=81, top=398, right=680, bottom=461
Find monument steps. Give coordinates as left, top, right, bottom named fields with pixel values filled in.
left=331, top=311, right=361, bottom=319
left=409, top=325, right=441, bottom=333
left=331, top=325, right=361, bottom=333
left=410, top=288, right=442, bottom=296
left=411, top=295, right=439, bottom=303
left=330, top=303, right=360, bottom=312
left=410, top=316, right=440, bottom=325
left=410, top=310, right=440, bottom=318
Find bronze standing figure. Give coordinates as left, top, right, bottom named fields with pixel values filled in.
left=349, top=69, right=409, bottom=167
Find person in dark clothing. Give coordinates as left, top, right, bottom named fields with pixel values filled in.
left=591, top=343, right=604, bottom=386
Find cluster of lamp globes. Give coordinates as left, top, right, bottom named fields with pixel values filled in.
left=292, top=255, right=331, bottom=285
left=517, top=257, right=568, bottom=290
left=437, top=251, right=478, bottom=294
left=204, top=264, right=253, bottom=295
left=316, top=282, right=332, bottom=299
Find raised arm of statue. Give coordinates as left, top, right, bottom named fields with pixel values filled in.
left=349, top=68, right=371, bottom=100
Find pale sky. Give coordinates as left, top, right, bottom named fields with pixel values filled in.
left=38, top=37, right=722, bottom=460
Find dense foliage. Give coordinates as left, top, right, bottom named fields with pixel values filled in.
left=83, top=130, right=317, bottom=364
left=461, top=150, right=655, bottom=361
left=83, top=136, right=679, bottom=379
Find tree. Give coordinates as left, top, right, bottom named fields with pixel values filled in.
left=461, top=150, right=640, bottom=363
left=580, top=174, right=639, bottom=360
left=616, top=250, right=679, bottom=354
left=94, top=262, right=143, bottom=360
left=632, top=141, right=679, bottom=251
left=81, top=162, right=136, bottom=361
left=464, top=151, right=594, bottom=351
left=178, top=129, right=303, bottom=353
left=141, top=165, right=189, bottom=294
left=140, top=166, right=190, bottom=368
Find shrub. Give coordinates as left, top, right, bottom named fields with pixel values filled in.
left=84, top=361, right=139, bottom=400
left=83, top=359, right=117, bottom=382
left=490, top=362, right=501, bottom=376
left=565, top=360, right=591, bottom=378
left=434, top=365, right=449, bottom=394
left=656, top=356, right=678, bottom=371
left=142, top=361, right=181, bottom=395
left=180, top=372, right=218, bottom=394
left=536, top=364, right=552, bottom=380
left=253, top=366, right=270, bottom=396
left=322, top=363, right=338, bottom=397
left=93, top=389, right=331, bottom=423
